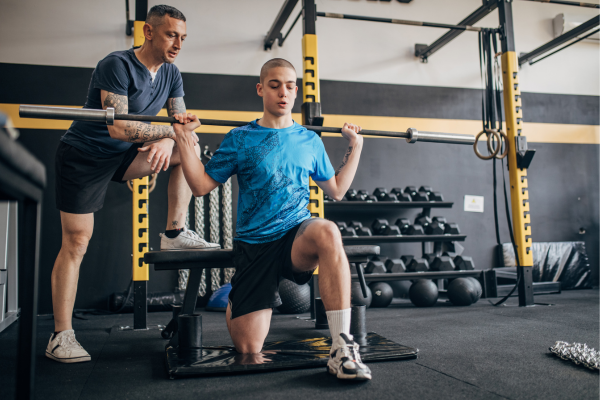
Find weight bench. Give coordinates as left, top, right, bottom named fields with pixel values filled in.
left=144, top=245, right=380, bottom=339
left=144, top=244, right=418, bottom=378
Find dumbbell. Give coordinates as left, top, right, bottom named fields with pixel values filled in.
left=419, top=186, right=433, bottom=197
left=365, top=194, right=378, bottom=202
left=395, top=218, right=411, bottom=234
left=454, top=255, right=475, bottom=270
left=349, top=221, right=372, bottom=236
left=405, top=186, right=429, bottom=201
left=415, top=214, right=433, bottom=230
left=336, top=222, right=357, bottom=237
left=423, top=253, right=437, bottom=266
left=406, top=224, right=425, bottom=235
left=400, top=255, right=414, bottom=266
left=429, top=192, right=444, bottom=202
left=365, top=261, right=387, bottom=274
left=433, top=216, right=447, bottom=224
left=430, top=256, right=456, bottom=271
left=373, top=188, right=398, bottom=202
left=356, top=190, right=369, bottom=201
left=372, top=219, right=401, bottom=235
left=444, top=222, right=461, bottom=235
left=425, top=220, right=445, bottom=235
left=385, top=258, right=406, bottom=273
left=442, top=251, right=457, bottom=258
left=406, top=258, right=429, bottom=272
left=391, top=188, right=411, bottom=202
left=345, top=189, right=358, bottom=201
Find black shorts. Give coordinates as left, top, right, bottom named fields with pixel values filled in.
left=228, top=221, right=315, bottom=319
left=54, top=141, right=142, bottom=214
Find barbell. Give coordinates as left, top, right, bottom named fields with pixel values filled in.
left=19, top=105, right=475, bottom=146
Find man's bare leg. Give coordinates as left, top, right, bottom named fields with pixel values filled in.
left=121, top=142, right=200, bottom=231
left=290, top=218, right=350, bottom=310
left=290, top=218, right=371, bottom=380
left=226, top=305, right=272, bottom=354
left=52, top=212, right=94, bottom=332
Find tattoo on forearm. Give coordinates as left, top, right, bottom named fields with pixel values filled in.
left=172, top=221, right=178, bottom=229
left=103, top=93, right=128, bottom=114
left=167, top=97, right=186, bottom=116
left=123, top=121, right=174, bottom=143
left=335, top=146, right=353, bottom=176
left=294, top=218, right=322, bottom=240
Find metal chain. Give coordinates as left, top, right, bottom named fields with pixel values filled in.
left=209, top=187, right=221, bottom=291
left=550, top=341, right=599, bottom=371
left=222, top=178, right=235, bottom=283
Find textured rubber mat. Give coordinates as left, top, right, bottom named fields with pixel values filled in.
left=165, top=332, right=418, bottom=378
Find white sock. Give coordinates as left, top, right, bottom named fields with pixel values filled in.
left=326, top=308, right=352, bottom=342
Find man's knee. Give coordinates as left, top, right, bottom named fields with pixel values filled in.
left=234, top=340, right=264, bottom=354
left=314, top=220, right=343, bottom=249
left=63, top=233, right=91, bottom=258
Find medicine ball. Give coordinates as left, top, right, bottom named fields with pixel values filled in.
left=409, top=279, right=438, bottom=307
left=351, top=282, right=372, bottom=308
left=277, top=279, right=311, bottom=314
left=369, top=282, right=394, bottom=307
left=388, top=280, right=412, bottom=299
left=447, top=277, right=482, bottom=306
left=206, top=283, right=232, bottom=312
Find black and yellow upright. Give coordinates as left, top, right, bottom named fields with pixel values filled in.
left=131, top=0, right=150, bottom=329
left=497, top=0, right=534, bottom=306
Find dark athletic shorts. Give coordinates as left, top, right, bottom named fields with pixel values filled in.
left=55, top=141, right=143, bottom=214
left=228, top=221, right=315, bottom=319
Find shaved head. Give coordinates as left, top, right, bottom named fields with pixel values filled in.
left=260, top=58, right=297, bottom=83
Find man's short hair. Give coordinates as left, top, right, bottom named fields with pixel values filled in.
left=146, top=5, right=186, bottom=26
left=260, top=58, right=297, bottom=83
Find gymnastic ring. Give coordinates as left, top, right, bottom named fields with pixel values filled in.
left=473, top=129, right=500, bottom=160
left=127, top=173, right=158, bottom=193
left=486, top=129, right=509, bottom=160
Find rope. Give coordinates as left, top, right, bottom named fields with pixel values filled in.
left=209, top=187, right=221, bottom=291
left=222, top=178, right=235, bottom=283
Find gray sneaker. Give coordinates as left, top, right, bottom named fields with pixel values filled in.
left=45, top=330, right=91, bottom=363
left=160, top=227, right=220, bottom=250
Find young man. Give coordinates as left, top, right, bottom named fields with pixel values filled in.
left=47, top=5, right=218, bottom=364
left=172, top=58, right=372, bottom=380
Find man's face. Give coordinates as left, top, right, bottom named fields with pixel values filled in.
left=147, top=16, right=187, bottom=64
left=257, top=67, right=298, bottom=117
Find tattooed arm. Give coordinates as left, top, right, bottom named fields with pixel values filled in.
left=315, top=123, right=364, bottom=201
left=166, top=97, right=186, bottom=116
left=101, top=90, right=175, bottom=142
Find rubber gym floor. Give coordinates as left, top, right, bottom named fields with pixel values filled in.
left=1, top=289, right=598, bottom=400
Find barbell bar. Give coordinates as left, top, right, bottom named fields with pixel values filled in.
left=19, top=105, right=475, bottom=145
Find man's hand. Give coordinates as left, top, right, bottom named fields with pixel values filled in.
left=138, top=139, right=175, bottom=173
left=173, top=113, right=201, bottom=145
left=341, top=122, right=363, bottom=145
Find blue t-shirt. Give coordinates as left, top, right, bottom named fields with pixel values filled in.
left=205, top=120, right=335, bottom=244
left=61, top=48, right=184, bottom=157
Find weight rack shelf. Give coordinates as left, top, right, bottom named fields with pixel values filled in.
left=341, top=234, right=466, bottom=243
left=325, top=201, right=454, bottom=211
left=350, top=270, right=482, bottom=282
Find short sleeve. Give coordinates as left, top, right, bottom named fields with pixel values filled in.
left=93, top=56, right=130, bottom=96
left=310, top=136, right=335, bottom=181
left=205, top=131, right=238, bottom=183
left=169, top=67, right=185, bottom=98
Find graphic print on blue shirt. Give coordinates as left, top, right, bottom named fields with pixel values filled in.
left=61, top=47, right=184, bottom=157
left=205, top=120, right=335, bottom=244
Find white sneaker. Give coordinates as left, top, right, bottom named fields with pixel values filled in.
left=45, top=330, right=91, bottom=363
left=327, top=333, right=372, bottom=380
left=160, top=227, right=220, bottom=251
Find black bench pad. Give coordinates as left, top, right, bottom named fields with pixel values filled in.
left=144, top=245, right=379, bottom=269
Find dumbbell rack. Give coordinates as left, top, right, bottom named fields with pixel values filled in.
left=324, top=200, right=466, bottom=254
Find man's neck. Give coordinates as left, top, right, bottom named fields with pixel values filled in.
left=134, top=44, right=163, bottom=73
left=257, top=111, right=294, bottom=130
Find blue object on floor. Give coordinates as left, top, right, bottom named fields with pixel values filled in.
left=206, top=283, right=231, bottom=312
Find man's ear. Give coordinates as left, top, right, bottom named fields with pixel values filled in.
left=143, top=23, right=153, bottom=41
left=257, top=82, right=264, bottom=98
